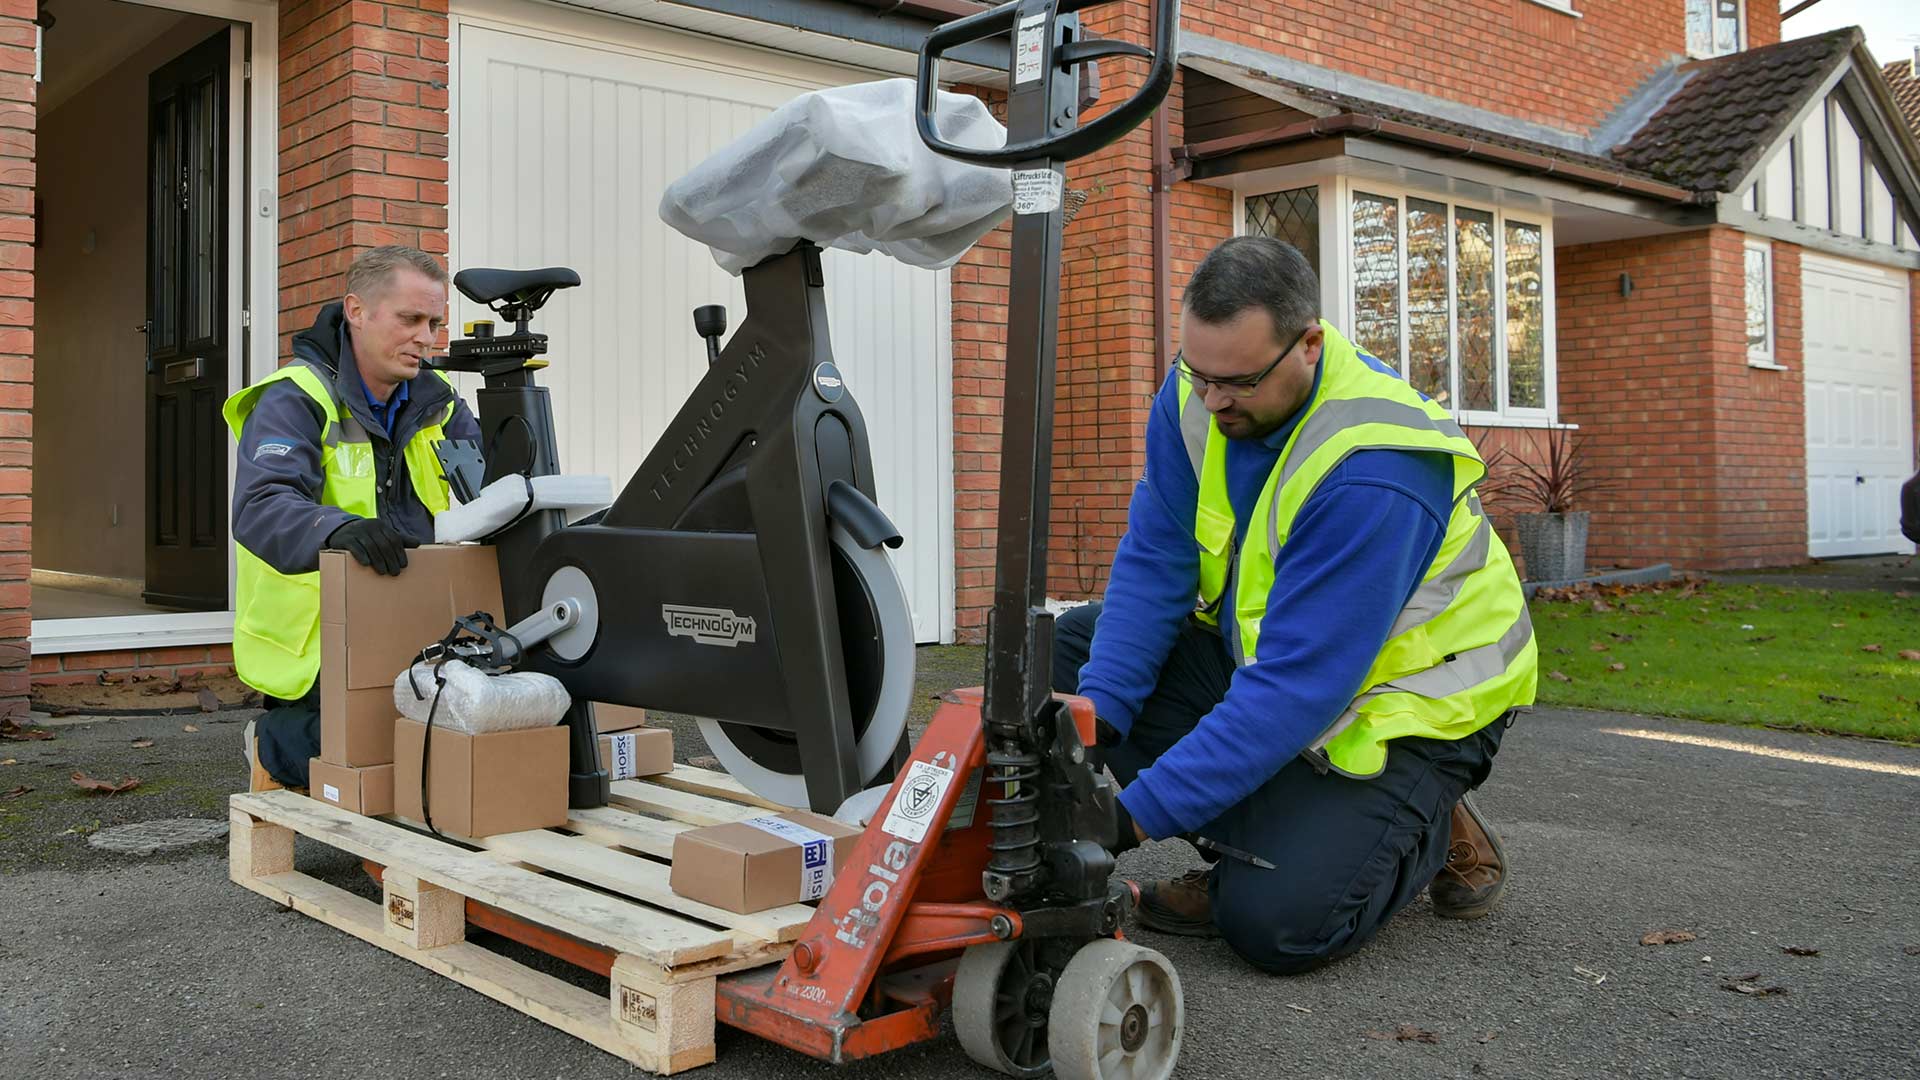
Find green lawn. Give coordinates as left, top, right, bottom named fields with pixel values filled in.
left=1528, top=581, right=1920, bottom=742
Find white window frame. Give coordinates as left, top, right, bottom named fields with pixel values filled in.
left=1685, top=0, right=1745, bottom=60
left=1743, top=238, right=1783, bottom=370
left=1521, top=0, right=1581, bottom=18
left=1321, top=179, right=1558, bottom=428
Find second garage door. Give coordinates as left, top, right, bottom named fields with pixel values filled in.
left=450, top=8, right=955, bottom=641
left=1801, top=253, right=1914, bottom=558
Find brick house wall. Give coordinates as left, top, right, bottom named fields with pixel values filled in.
left=0, top=0, right=30, bottom=716
left=278, top=0, right=452, bottom=355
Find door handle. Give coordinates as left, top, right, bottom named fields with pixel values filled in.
left=134, top=321, right=152, bottom=334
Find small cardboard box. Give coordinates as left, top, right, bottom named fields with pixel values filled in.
left=307, top=760, right=394, bottom=816
left=599, top=728, right=673, bottom=781
left=670, top=811, right=861, bottom=914
left=594, top=702, right=648, bottom=733
left=393, top=719, right=567, bottom=838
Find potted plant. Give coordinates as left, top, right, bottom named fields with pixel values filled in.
left=1476, top=427, right=1611, bottom=584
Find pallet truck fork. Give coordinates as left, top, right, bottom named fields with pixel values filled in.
left=717, top=1, right=1185, bottom=1076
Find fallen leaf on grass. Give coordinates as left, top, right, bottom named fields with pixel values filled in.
left=1896, top=590, right=1912, bottom=599
left=197, top=689, right=220, bottom=713
left=1818, top=693, right=1854, bottom=705
left=1590, top=600, right=1613, bottom=613
left=1, top=784, right=29, bottom=799
left=1366, top=1024, right=1440, bottom=1044
left=182, top=724, right=199, bottom=733
left=1589, top=642, right=1610, bottom=652
left=1548, top=670, right=1572, bottom=683
left=1831, top=621, right=1846, bottom=628
left=1900, top=650, right=1920, bottom=662
left=1609, top=632, right=1637, bottom=642
left=1608, top=662, right=1627, bottom=672
left=0, top=719, right=54, bottom=741
left=1780, top=946, right=1820, bottom=957
left=1641, top=929, right=1697, bottom=946
left=1862, top=644, right=1882, bottom=653
left=70, top=772, right=140, bottom=795
left=1746, top=635, right=1776, bottom=643
left=130, top=738, right=154, bottom=749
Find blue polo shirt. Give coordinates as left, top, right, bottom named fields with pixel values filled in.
left=361, top=375, right=408, bottom=439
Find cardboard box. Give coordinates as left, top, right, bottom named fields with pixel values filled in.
left=321, top=653, right=400, bottom=767
left=670, top=811, right=861, bottom=914
left=599, top=728, right=673, bottom=781
left=320, top=544, right=504, bottom=691
left=307, top=760, right=395, bottom=816
left=393, top=718, right=568, bottom=838
left=594, top=702, right=648, bottom=733
left=319, top=544, right=504, bottom=767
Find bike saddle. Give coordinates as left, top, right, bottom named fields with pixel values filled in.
left=454, top=266, right=582, bottom=311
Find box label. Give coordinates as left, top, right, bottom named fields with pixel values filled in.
left=608, top=733, right=637, bottom=781
left=880, top=760, right=954, bottom=844
left=1014, top=13, right=1046, bottom=84
left=742, top=816, right=836, bottom=901
left=322, top=783, right=342, bottom=804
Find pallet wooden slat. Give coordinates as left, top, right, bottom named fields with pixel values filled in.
left=231, top=790, right=735, bottom=968
left=649, top=765, right=790, bottom=812
left=483, top=829, right=815, bottom=943
left=565, top=805, right=692, bottom=860
left=608, top=779, right=769, bottom=826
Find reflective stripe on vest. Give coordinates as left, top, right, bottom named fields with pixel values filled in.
left=1174, top=320, right=1538, bottom=777
left=221, top=362, right=456, bottom=699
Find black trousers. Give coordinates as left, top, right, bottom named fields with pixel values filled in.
left=1052, top=602, right=1505, bottom=975
left=257, top=683, right=322, bottom=788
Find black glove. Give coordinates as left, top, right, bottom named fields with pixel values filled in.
left=326, top=517, right=415, bottom=576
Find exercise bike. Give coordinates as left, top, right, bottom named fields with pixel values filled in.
left=431, top=242, right=917, bottom=815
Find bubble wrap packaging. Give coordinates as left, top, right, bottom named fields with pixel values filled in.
left=394, top=660, right=573, bottom=736
left=659, top=78, right=1013, bottom=274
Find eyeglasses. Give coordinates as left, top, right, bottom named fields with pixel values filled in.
left=1175, top=325, right=1312, bottom=399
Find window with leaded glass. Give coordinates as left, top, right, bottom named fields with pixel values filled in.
left=1347, top=189, right=1552, bottom=421
left=1244, top=187, right=1321, bottom=275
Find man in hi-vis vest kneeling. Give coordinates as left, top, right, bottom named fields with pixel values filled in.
left=226, top=245, right=481, bottom=789
left=1055, top=236, right=1537, bottom=974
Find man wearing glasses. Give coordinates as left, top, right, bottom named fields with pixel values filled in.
left=1053, top=236, right=1537, bottom=974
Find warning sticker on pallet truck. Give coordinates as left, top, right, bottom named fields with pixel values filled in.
left=1012, top=169, right=1063, bottom=216
left=880, top=759, right=955, bottom=843
left=946, top=767, right=982, bottom=831
left=1014, top=13, right=1047, bottom=84
left=742, top=815, right=837, bottom=900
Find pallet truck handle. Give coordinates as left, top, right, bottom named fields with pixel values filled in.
left=915, top=0, right=1179, bottom=166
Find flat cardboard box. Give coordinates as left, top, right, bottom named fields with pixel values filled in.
left=320, top=544, right=505, bottom=690
left=599, top=728, right=673, bottom=781
left=670, top=811, right=861, bottom=914
left=393, top=718, right=568, bottom=838
left=320, top=669, right=399, bottom=767
left=593, top=702, right=648, bottom=733
left=307, top=760, right=395, bottom=815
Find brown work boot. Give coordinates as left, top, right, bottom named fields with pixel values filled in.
left=1136, top=867, right=1221, bottom=938
left=1431, top=794, right=1507, bottom=920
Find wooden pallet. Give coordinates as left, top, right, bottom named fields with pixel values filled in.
left=228, top=765, right=817, bottom=1074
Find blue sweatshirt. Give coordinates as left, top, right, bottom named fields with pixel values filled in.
left=1079, top=354, right=1455, bottom=839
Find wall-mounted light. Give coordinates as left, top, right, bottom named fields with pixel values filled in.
left=1619, top=271, right=1633, bottom=298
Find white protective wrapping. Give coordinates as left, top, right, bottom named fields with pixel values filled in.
left=393, top=660, right=573, bottom=736
left=659, top=78, right=1013, bottom=274
left=433, top=473, right=615, bottom=543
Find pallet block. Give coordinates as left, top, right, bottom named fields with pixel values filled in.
left=227, top=766, right=814, bottom=1073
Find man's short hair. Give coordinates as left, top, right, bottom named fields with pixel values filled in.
left=345, top=245, right=448, bottom=304
left=1183, top=236, right=1320, bottom=342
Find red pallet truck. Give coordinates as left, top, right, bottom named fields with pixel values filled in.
left=715, top=1, right=1186, bottom=1076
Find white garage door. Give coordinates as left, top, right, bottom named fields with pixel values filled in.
left=1801, top=254, right=1914, bottom=558
left=450, top=10, right=955, bottom=641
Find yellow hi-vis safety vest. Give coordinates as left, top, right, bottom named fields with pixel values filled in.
left=1175, top=320, right=1537, bottom=778
left=221, top=362, right=456, bottom=700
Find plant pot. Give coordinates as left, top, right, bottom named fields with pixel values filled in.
left=1517, top=511, right=1589, bottom=583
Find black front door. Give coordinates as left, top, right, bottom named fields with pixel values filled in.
left=143, top=28, right=231, bottom=611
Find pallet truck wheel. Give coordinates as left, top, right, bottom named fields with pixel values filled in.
left=1046, top=939, right=1183, bottom=1080
left=955, top=940, right=1056, bottom=1077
